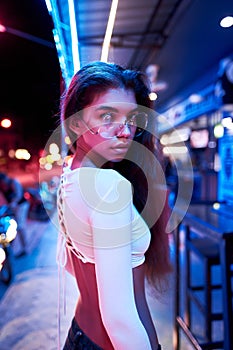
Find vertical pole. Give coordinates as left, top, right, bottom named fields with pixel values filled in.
left=173, top=222, right=181, bottom=350
left=220, top=236, right=233, bottom=350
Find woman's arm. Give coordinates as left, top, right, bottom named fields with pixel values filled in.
left=91, top=175, right=151, bottom=349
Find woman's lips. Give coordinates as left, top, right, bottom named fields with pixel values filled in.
left=111, top=143, right=130, bottom=153
left=113, top=148, right=128, bottom=153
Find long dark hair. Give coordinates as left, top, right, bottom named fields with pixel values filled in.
left=61, top=61, right=172, bottom=293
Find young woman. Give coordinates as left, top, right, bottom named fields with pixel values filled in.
left=57, top=61, right=172, bottom=350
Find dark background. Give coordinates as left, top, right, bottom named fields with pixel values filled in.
left=0, top=0, right=61, bottom=153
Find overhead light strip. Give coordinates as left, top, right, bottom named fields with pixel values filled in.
left=67, top=0, right=80, bottom=73
left=44, top=0, right=70, bottom=84
left=101, top=0, right=119, bottom=62
left=44, top=0, right=52, bottom=12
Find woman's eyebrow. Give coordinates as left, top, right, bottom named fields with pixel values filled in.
left=95, top=106, right=118, bottom=112
left=95, top=105, right=138, bottom=113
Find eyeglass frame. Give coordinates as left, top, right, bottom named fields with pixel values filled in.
left=80, top=111, right=148, bottom=139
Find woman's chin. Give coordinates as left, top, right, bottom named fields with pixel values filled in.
left=108, top=155, right=125, bottom=162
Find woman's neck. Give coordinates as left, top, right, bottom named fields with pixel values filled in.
left=71, top=136, right=109, bottom=169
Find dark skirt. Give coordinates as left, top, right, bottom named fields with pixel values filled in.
left=63, top=317, right=162, bottom=350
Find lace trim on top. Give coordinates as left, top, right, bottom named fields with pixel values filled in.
left=56, top=176, right=87, bottom=350
left=57, top=177, right=88, bottom=265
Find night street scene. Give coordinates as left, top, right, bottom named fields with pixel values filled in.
left=0, top=1, right=233, bottom=349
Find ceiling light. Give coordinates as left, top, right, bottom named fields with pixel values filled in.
left=101, top=0, right=119, bottom=62
left=189, top=94, right=203, bottom=103
left=220, top=16, right=233, bottom=28
left=221, top=116, right=233, bottom=128
left=45, top=0, right=52, bottom=13
left=149, top=92, right=158, bottom=101
left=68, top=0, right=80, bottom=73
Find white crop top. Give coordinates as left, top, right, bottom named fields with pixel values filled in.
left=57, top=167, right=153, bottom=349
left=57, top=166, right=150, bottom=269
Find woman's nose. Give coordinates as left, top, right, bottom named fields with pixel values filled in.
left=116, top=122, right=131, bottom=138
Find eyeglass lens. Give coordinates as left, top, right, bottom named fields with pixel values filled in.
left=98, top=112, right=148, bottom=138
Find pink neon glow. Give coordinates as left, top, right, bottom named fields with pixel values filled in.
left=0, top=24, right=6, bottom=32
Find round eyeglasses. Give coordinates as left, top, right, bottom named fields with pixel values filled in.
left=82, top=112, right=148, bottom=139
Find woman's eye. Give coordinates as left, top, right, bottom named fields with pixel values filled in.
left=127, top=114, right=137, bottom=125
left=101, top=113, right=114, bottom=124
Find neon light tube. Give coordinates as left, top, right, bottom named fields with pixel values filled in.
left=101, top=0, right=118, bottom=62
left=68, top=0, right=80, bottom=72
left=45, top=0, right=52, bottom=13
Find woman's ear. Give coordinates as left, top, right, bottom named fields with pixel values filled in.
left=69, top=117, right=81, bottom=135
